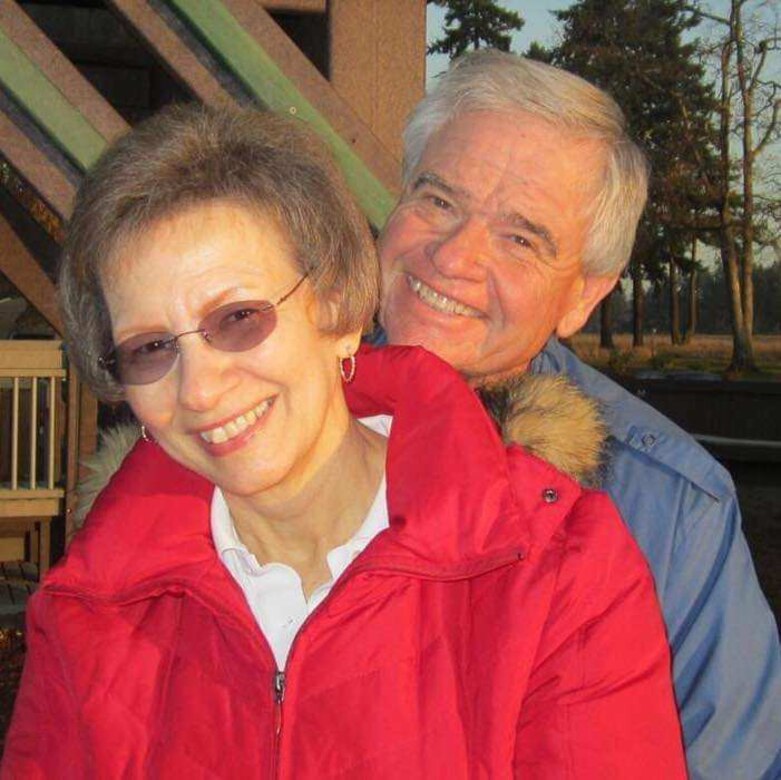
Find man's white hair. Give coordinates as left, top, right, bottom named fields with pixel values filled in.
left=402, top=50, right=649, bottom=277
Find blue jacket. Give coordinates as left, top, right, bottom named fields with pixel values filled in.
left=532, top=338, right=781, bottom=780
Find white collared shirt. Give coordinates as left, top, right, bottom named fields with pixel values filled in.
left=210, top=415, right=391, bottom=670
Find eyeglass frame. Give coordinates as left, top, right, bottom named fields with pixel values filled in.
left=98, top=272, right=310, bottom=385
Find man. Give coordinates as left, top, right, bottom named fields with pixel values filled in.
left=378, top=50, right=780, bottom=779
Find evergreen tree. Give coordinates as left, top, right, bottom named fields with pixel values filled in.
left=428, top=0, right=524, bottom=58
left=551, top=0, right=717, bottom=348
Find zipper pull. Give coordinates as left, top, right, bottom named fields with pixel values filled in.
left=273, top=670, right=286, bottom=704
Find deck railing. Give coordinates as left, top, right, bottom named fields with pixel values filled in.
left=0, top=341, right=66, bottom=545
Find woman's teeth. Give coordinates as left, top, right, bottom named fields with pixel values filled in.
left=199, top=399, right=273, bottom=444
left=407, top=275, right=481, bottom=317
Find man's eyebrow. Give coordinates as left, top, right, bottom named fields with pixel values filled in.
left=501, top=211, right=558, bottom=258
left=411, top=172, right=468, bottom=200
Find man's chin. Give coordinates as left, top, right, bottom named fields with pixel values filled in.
left=385, top=326, right=473, bottom=372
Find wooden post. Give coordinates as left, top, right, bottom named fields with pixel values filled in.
left=64, top=367, right=80, bottom=542
left=329, top=0, right=426, bottom=162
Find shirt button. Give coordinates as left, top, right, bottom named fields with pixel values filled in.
left=642, top=433, right=657, bottom=448
left=542, top=488, right=558, bottom=504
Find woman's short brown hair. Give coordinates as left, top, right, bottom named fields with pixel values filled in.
left=59, top=103, right=379, bottom=402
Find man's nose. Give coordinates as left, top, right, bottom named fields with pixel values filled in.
left=175, top=335, right=239, bottom=413
left=427, top=217, right=489, bottom=280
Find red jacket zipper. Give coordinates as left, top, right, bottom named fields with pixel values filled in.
left=270, top=670, right=286, bottom=778
left=264, top=546, right=525, bottom=776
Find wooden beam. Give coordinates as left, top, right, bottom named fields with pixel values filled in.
left=0, top=111, right=75, bottom=220
left=64, top=365, right=80, bottom=541
left=108, top=0, right=236, bottom=108
left=0, top=1, right=128, bottom=144
left=78, top=384, right=99, bottom=465
left=109, top=1, right=401, bottom=226
left=0, top=213, right=63, bottom=335
left=329, top=0, right=426, bottom=161
left=260, top=1, right=326, bottom=10
left=156, top=0, right=400, bottom=227
left=0, top=499, right=61, bottom=518
left=0, top=28, right=107, bottom=171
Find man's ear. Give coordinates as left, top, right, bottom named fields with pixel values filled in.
left=555, top=273, right=620, bottom=339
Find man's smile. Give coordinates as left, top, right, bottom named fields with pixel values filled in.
left=406, top=273, right=483, bottom=318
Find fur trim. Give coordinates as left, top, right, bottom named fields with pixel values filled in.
left=73, top=423, right=140, bottom=530
left=478, top=374, right=607, bottom=487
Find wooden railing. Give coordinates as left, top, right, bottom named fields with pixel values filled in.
left=0, top=341, right=66, bottom=574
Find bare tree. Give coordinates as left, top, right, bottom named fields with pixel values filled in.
left=687, top=0, right=780, bottom=372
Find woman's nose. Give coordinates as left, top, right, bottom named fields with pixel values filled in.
left=427, top=217, right=488, bottom=280
left=175, top=336, right=239, bottom=413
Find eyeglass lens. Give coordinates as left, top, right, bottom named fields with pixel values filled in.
left=109, top=300, right=277, bottom=385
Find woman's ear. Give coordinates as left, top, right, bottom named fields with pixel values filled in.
left=337, top=330, right=362, bottom=361
left=313, top=286, right=344, bottom=332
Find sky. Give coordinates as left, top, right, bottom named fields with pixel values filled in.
left=427, top=1, right=563, bottom=82
left=427, top=2, right=780, bottom=83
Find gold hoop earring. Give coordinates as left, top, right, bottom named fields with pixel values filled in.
left=340, top=354, right=356, bottom=384
left=140, top=424, right=152, bottom=443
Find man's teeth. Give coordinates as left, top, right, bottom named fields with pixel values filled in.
left=407, top=275, right=481, bottom=317
left=200, top=399, right=273, bottom=444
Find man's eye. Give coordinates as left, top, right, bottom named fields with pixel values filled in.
left=508, top=234, right=532, bottom=249
left=426, top=194, right=452, bottom=211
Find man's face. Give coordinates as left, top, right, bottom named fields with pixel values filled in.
left=379, top=110, right=617, bottom=385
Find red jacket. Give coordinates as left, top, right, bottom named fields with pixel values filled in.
left=3, top=346, right=686, bottom=778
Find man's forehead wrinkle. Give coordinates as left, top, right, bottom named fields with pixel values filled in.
left=411, top=166, right=558, bottom=259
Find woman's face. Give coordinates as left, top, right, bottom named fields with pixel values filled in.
left=103, top=201, right=354, bottom=500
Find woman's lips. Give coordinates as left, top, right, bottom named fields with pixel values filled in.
left=195, top=396, right=276, bottom=456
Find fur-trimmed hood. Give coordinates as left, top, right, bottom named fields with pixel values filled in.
left=74, top=372, right=607, bottom=529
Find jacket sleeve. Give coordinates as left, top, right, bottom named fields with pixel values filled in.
left=1, top=594, right=84, bottom=778
left=514, top=491, right=687, bottom=779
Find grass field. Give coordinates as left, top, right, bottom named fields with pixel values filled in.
left=571, top=333, right=781, bottom=379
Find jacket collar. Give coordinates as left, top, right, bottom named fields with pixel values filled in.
left=52, top=346, right=581, bottom=598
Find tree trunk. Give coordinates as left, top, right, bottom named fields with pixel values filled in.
left=734, top=0, right=755, bottom=346
left=716, top=27, right=756, bottom=374
left=632, top=260, right=645, bottom=347
left=669, top=257, right=682, bottom=345
left=683, top=236, right=698, bottom=343
left=686, top=268, right=698, bottom=342
left=721, top=232, right=756, bottom=372
left=600, top=291, right=615, bottom=350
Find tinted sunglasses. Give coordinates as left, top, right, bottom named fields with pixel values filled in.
left=99, top=274, right=309, bottom=386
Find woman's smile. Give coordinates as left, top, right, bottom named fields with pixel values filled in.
left=194, top=396, right=277, bottom=455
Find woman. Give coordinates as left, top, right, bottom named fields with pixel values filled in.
left=3, top=105, right=685, bottom=778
